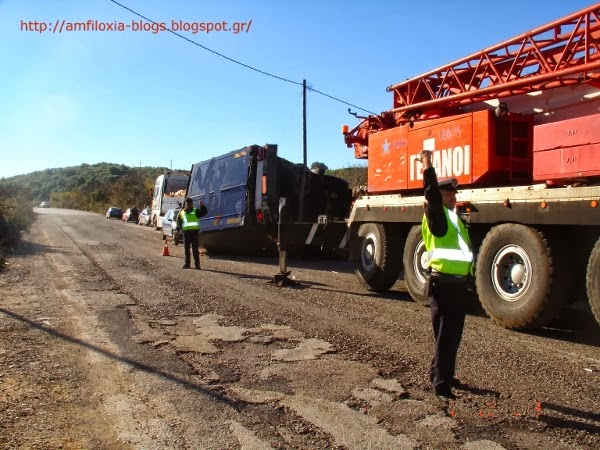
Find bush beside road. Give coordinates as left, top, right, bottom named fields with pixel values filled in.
left=0, top=181, right=33, bottom=268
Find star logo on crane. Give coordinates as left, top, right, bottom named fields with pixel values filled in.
left=382, top=139, right=391, bottom=155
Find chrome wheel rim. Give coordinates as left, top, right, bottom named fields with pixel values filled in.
left=491, top=245, right=532, bottom=301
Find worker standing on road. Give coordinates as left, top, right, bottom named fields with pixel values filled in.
left=131, top=206, right=139, bottom=224
left=420, top=150, right=474, bottom=402
left=177, top=197, right=208, bottom=270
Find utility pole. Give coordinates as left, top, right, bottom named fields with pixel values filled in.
left=302, top=79, right=307, bottom=167
left=298, top=79, right=307, bottom=221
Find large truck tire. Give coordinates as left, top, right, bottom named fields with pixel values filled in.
left=475, top=224, right=568, bottom=330
left=355, top=223, right=402, bottom=293
left=402, top=225, right=430, bottom=306
left=586, top=237, right=600, bottom=326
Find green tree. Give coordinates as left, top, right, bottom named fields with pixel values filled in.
left=327, top=165, right=367, bottom=188
left=110, top=170, right=155, bottom=210
left=310, top=161, right=329, bottom=175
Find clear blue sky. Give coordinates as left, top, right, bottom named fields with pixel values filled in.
left=0, top=0, right=596, bottom=178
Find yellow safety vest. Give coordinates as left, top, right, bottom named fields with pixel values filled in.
left=421, top=208, right=473, bottom=276
left=180, top=209, right=200, bottom=231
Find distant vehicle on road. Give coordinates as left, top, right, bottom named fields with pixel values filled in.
left=122, top=208, right=140, bottom=224
left=161, top=208, right=182, bottom=245
left=138, top=207, right=152, bottom=226
left=105, top=207, right=122, bottom=219
left=39, top=201, right=49, bottom=208
left=151, top=172, right=189, bottom=230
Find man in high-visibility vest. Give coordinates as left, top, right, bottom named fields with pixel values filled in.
left=177, top=197, right=208, bottom=269
left=420, top=150, right=474, bottom=402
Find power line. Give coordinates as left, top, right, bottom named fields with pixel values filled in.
left=107, top=0, right=377, bottom=115
left=307, top=86, right=376, bottom=116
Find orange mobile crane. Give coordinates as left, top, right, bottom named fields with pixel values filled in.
left=342, top=4, right=600, bottom=329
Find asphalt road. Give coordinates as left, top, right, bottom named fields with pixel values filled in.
left=0, top=208, right=598, bottom=449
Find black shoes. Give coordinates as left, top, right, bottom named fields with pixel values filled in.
left=436, top=392, right=457, bottom=402
left=182, top=264, right=190, bottom=269
left=451, top=377, right=466, bottom=388
left=435, top=387, right=457, bottom=402
left=194, top=265, right=200, bottom=270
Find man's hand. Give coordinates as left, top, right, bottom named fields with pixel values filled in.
left=419, top=150, right=433, bottom=169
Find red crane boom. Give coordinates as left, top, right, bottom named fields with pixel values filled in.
left=344, top=4, right=600, bottom=151
left=388, top=4, right=600, bottom=119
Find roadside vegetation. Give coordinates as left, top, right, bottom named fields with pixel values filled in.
left=7, top=163, right=170, bottom=214
left=327, top=165, right=367, bottom=190
left=312, top=160, right=367, bottom=190
left=0, top=181, right=33, bottom=267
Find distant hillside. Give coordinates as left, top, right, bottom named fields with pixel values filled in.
left=4, top=162, right=368, bottom=214
left=5, top=163, right=183, bottom=213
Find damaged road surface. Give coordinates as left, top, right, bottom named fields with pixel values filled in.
left=1, top=208, right=599, bottom=449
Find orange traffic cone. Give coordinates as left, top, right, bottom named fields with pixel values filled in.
left=162, top=241, right=170, bottom=256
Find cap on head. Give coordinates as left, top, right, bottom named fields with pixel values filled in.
left=438, top=178, right=459, bottom=192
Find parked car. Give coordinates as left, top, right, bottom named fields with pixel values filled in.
left=39, top=201, right=49, bottom=208
left=138, top=207, right=152, bottom=226
left=161, top=208, right=182, bottom=245
left=122, top=207, right=140, bottom=224
left=106, top=207, right=123, bottom=219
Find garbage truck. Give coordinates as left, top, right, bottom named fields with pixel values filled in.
left=184, top=144, right=352, bottom=256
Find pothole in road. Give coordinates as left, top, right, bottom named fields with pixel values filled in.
left=80, top=280, right=119, bottom=291
left=128, top=313, right=454, bottom=448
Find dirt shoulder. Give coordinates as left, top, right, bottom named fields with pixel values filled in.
left=1, top=210, right=599, bottom=449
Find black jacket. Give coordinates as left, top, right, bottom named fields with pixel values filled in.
left=423, top=167, right=448, bottom=237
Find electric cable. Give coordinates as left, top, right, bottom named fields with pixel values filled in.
left=107, top=0, right=377, bottom=115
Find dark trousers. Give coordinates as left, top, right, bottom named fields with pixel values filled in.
left=429, top=280, right=468, bottom=394
left=183, top=230, right=200, bottom=267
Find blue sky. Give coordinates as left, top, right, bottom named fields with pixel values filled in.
left=0, top=0, right=596, bottom=178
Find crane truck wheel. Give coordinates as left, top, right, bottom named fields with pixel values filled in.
left=586, top=236, right=600, bottom=326
left=402, top=225, right=430, bottom=306
left=475, top=224, right=567, bottom=330
left=355, top=223, right=402, bottom=293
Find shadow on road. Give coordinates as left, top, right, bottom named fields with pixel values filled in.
left=454, top=380, right=500, bottom=398
left=0, top=307, right=247, bottom=413
left=527, top=303, right=600, bottom=348
left=206, top=254, right=356, bottom=275
left=538, top=402, right=600, bottom=435
left=12, top=240, right=66, bottom=256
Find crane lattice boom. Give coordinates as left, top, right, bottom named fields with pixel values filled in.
left=388, top=4, right=600, bottom=120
